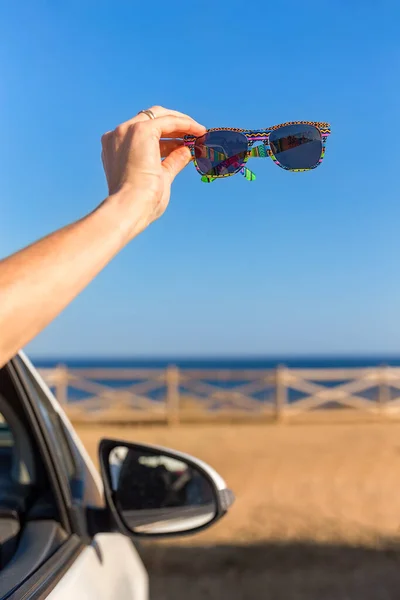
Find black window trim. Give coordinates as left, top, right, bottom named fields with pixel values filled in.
left=7, top=357, right=73, bottom=533
left=12, top=355, right=108, bottom=544
left=3, top=535, right=84, bottom=600
left=18, top=362, right=79, bottom=493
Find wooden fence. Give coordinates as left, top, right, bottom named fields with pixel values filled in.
left=37, top=365, right=400, bottom=425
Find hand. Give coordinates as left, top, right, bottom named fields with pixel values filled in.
left=101, top=106, right=206, bottom=236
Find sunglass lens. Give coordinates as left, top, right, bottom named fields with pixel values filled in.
left=194, top=130, right=248, bottom=176
left=269, top=124, right=322, bottom=170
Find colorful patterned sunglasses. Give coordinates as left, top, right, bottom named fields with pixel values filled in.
left=183, top=121, right=331, bottom=183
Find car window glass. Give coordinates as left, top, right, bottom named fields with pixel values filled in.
left=0, top=411, right=13, bottom=443
left=0, top=410, right=14, bottom=482
left=16, top=362, right=77, bottom=484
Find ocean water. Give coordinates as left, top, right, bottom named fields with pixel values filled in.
left=32, top=356, right=400, bottom=406
left=31, top=356, right=400, bottom=370
left=32, top=356, right=400, bottom=370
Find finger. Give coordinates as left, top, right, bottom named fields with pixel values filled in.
left=122, top=105, right=201, bottom=129
left=136, top=115, right=206, bottom=139
left=162, top=146, right=193, bottom=182
left=139, top=106, right=194, bottom=120
left=160, top=138, right=184, bottom=158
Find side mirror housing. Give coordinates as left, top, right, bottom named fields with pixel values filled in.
left=99, top=438, right=235, bottom=538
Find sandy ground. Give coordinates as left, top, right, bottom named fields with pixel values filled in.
left=77, top=422, right=400, bottom=599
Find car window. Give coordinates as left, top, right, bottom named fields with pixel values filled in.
left=0, top=410, right=14, bottom=482
left=15, top=361, right=77, bottom=486
left=0, top=411, right=14, bottom=446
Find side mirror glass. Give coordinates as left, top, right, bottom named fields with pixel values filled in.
left=100, top=439, right=234, bottom=537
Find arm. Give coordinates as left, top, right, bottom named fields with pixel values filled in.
left=0, top=106, right=206, bottom=368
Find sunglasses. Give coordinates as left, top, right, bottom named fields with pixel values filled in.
left=183, top=121, right=331, bottom=183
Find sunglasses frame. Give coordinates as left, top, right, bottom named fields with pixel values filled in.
left=183, top=121, right=331, bottom=183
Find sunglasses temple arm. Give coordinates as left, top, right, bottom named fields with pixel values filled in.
left=241, top=166, right=256, bottom=181
left=201, top=174, right=216, bottom=183
left=201, top=165, right=256, bottom=183
left=192, top=145, right=259, bottom=182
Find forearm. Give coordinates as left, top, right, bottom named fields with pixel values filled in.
left=0, top=191, right=143, bottom=367
left=0, top=106, right=205, bottom=367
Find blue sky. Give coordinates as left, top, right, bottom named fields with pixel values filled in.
left=1, top=0, right=400, bottom=357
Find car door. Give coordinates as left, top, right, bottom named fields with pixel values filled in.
left=4, top=354, right=148, bottom=600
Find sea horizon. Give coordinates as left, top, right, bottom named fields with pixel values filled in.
left=30, top=354, right=400, bottom=370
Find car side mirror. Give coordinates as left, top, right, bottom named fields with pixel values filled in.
left=99, top=438, right=235, bottom=538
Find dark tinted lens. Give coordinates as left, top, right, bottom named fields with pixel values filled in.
left=194, top=130, right=248, bottom=176
left=269, top=124, right=322, bottom=169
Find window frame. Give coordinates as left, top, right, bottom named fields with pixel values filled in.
left=0, top=357, right=88, bottom=600
left=17, top=363, right=79, bottom=489
left=8, top=357, right=74, bottom=531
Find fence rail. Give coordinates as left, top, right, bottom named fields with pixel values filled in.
left=37, top=365, right=400, bottom=425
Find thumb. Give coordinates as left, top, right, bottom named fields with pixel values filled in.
left=161, top=146, right=193, bottom=182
